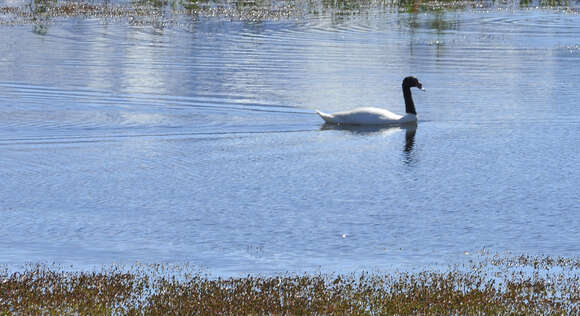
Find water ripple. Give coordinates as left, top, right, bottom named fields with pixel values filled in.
left=1, top=4, right=579, bottom=274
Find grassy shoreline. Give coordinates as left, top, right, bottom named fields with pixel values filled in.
left=1, top=0, right=578, bottom=26
left=2, top=254, right=579, bottom=314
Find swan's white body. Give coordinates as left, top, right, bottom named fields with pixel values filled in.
left=316, top=107, right=417, bottom=125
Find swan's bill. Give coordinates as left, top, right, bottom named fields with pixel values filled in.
left=419, top=87, right=426, bottom=91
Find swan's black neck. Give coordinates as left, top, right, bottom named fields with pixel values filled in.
left=402, top=86, right=416, bottom=115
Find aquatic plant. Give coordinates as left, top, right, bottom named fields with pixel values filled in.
left=1, top=0, right=578, bottom=26
left=1, top=254, right=579, bottom=314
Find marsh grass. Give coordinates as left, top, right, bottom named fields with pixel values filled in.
left=1, top=0, right=578, bottom=26
left=0, top=0, right=303, bottom=25
left=1, top=254, right=579, bottom=314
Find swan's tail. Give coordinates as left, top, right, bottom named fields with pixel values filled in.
left=316, top=110, right=337, bottom=124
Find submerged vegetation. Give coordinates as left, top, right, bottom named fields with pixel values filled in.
left=0, top=0, right=579, bottom=26
left=1, top=254, right=579, bottom=314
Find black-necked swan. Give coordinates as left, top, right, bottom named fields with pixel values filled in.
left=316, top=76, right=424, bottom=125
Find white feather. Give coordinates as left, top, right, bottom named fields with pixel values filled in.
left=316, top=107, right=416, bottom=125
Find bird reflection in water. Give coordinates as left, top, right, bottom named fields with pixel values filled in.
left=402, top=126, right=417, bottom=165
left=320, top=123, right=418, bottom=165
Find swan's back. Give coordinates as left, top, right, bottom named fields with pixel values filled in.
left=316, top=107, right=407, bottom=125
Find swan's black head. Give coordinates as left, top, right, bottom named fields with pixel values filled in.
left=402, top=76, right=423, bottom=90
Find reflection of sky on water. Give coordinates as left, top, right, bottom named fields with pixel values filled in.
left=0, top=7, right=579, bottom=274
left=2, top=9, right=579, bottom=147
left=2, top=10, right=578, bottom=119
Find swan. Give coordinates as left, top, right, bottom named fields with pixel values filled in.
left=316, top=76, right=424, bottom=125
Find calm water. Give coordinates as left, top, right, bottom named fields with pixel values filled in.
left=1, top=1, right=579, bottom=276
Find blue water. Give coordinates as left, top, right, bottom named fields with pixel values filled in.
left=1, top=1, right=579, bottom=276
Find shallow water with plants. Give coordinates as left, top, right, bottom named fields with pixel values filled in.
left=0, top=0, right=579, bottom=277
left=2, top=254, right=579, bottom=314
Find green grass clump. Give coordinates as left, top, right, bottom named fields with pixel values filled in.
left=1, top=254, right=580, bottom=314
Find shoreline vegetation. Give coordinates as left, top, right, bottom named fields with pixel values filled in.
left=1, top=254, right=579, bottom=314
left=1, top=0, right=579, bottom=26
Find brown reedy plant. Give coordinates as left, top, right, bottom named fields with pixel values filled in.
left=1, top=254, right=579, bottom=314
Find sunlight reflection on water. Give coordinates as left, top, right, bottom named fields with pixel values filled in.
left=0, top=2, right=579, bottom=276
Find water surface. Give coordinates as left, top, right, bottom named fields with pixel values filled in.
left=1, top=1, right=579, bottom=276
